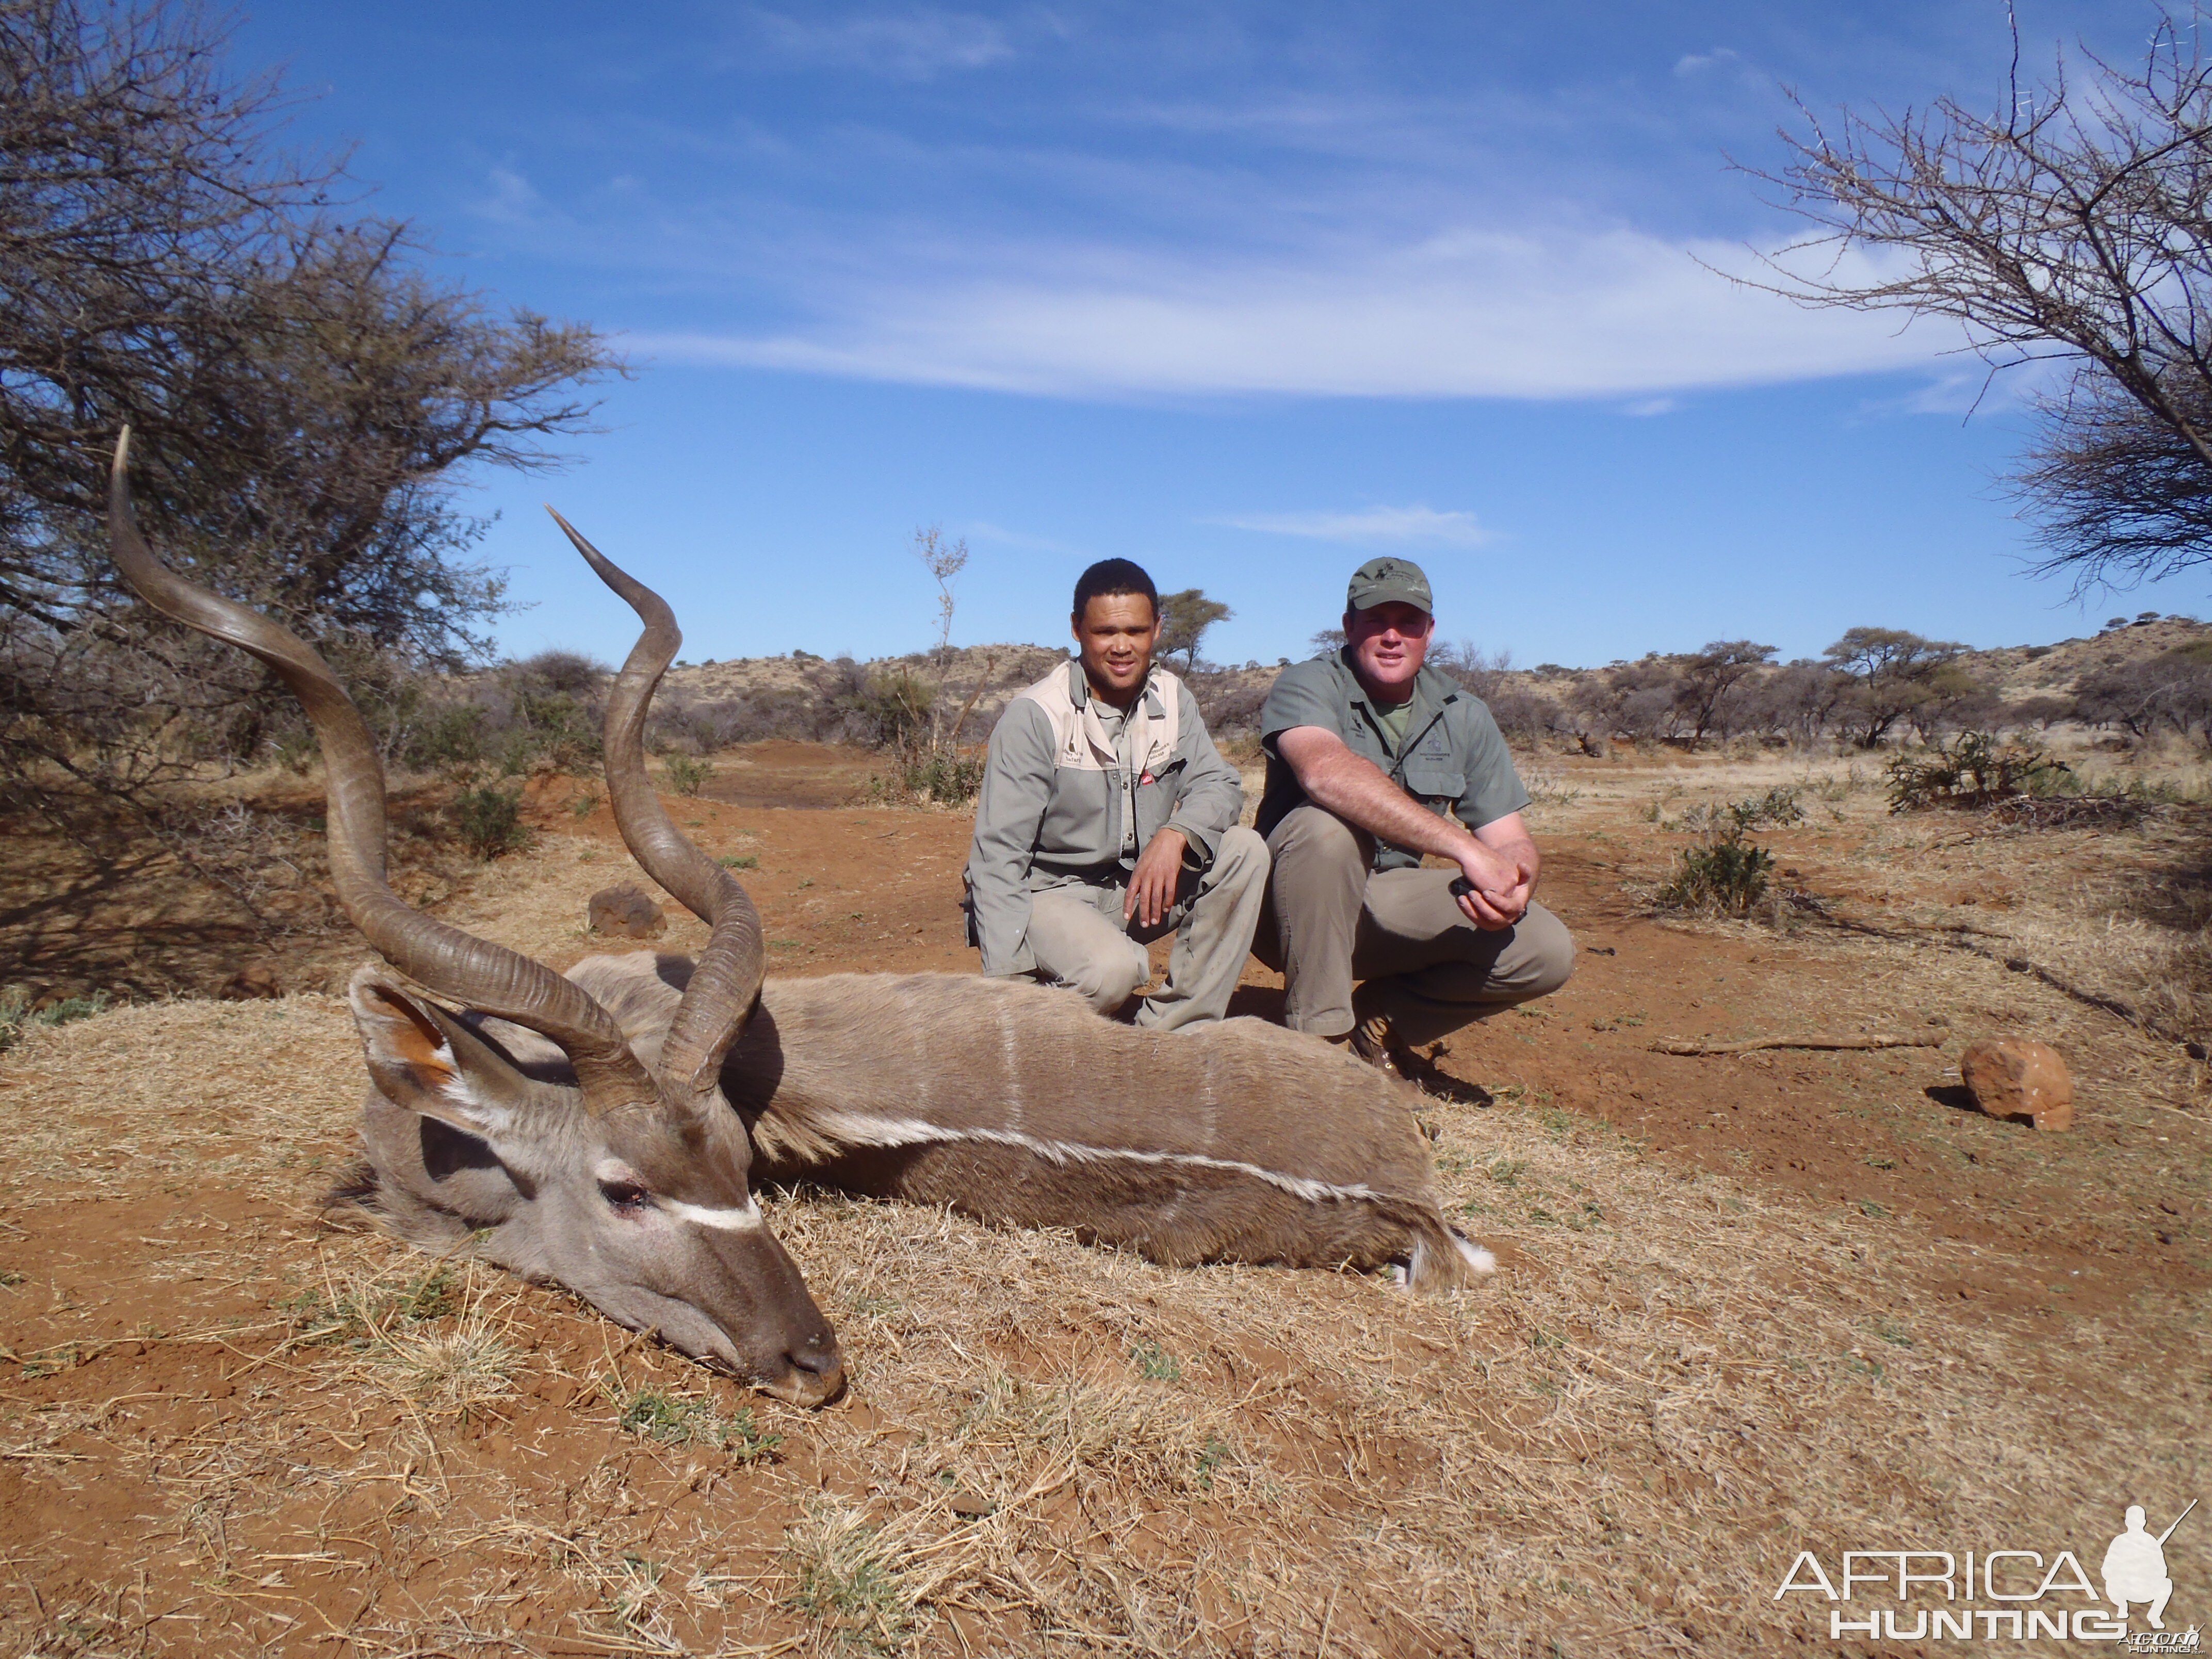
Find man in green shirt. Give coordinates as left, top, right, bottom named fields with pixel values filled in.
left=1254, top=557, right=1573, bottom=1072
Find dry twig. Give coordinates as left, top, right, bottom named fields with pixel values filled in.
left=1649, top=1034, right=1943, bottom=1056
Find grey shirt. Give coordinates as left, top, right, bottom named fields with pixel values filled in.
left=966, top=661, right=1245, bottom=977
left=1257, top=650, right=1530, bottom=872
left=1091, top=700, right=1140, bottom=858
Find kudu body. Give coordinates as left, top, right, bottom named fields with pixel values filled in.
left=108, top=435, right=1490, bottom=1406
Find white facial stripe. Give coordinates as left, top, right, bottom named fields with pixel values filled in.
left=661, top=1196, right=763, bottom=1231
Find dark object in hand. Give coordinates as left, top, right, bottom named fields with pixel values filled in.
left=1450, top=875, right=1474, bottom=898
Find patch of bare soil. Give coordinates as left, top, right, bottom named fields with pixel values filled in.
left=693, top=739, right=886, bottom=809
left=0, top=749, right=2205, bottom=1656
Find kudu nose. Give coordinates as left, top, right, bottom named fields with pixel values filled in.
left=787, top=1333, right=847, bottom=1406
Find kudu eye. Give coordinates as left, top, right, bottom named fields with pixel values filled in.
left=598, top=1178, right=650, bottom=1213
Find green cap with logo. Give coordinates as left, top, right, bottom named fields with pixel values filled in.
left=1346, top=556, right=1433, bottom=616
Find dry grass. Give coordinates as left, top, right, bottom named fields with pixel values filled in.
left=1572, top=746, right=2212, bottom=1062
left=0, top=774, right=2206, bottom=1655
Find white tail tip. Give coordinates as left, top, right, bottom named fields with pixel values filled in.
left=1453, top=1231, right=1497, bottom=1275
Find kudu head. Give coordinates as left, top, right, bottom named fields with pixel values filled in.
left=105, top=431, right=844, bottom=1406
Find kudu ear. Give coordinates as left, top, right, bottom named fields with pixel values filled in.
left=347, top=969, right=544, bottom=1142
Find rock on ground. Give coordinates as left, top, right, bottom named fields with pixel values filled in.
left=1960, top=1038, right=2075, bottom=1131
left=587, top=882, right=666, bottom=939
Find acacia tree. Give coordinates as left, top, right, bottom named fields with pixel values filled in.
left=1761, top=13, right=2212, bottom=596
left=1158, top=588, right=1231, bottom=672
left=1673, top=640, right=1777, bottom=742
left=1823, top=627, right=1967, bottom=745
left=1, top=0, right=620, bottom=814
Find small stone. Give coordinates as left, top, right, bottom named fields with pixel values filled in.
left=947, top=1488, right=994, bottom=1519
left=1960, top=1039, right=2074, bottom=1131
left=223, top=962, right=281, bottom=1000
left=588, top=883, right=666, bottom=939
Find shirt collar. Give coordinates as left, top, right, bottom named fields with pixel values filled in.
left=1335, top=650, right=1456, bottom=723
left=1068, top=659, right=1161, bottom=714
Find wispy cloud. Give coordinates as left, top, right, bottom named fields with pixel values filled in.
left=478, top=164, right=547, bottom=229
left=1673, top=47, right=1741, bottom=76
left=963, top=519, right=1093, bottom=557
left=745, top=8, right=1014, bottom=79
left=633, top=226, right=1951, bottom=401
left=1210, top=506, right=1491, bottom=547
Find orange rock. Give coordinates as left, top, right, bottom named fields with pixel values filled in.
left=1960, top=1038, right=2074, bottom=1131
left=587, top=882, right=665, bottom=939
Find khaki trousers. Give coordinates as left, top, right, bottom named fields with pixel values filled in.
left=1255, top=804, right=1574, bottom=1045
left=1024, top=825, right=1269, bottom=1031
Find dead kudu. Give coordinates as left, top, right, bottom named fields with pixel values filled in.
left=107, top=433, right=1491, bottom=1405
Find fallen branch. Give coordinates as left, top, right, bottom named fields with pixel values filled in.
left=1650, top=1034, right=1943, bottom=1056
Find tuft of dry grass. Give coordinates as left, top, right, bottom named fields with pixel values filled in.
left=784, top=1501, right=924, bottom=1654
left=380, top=1312, right=522, bottom=1414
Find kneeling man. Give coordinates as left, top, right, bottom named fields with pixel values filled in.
left=1255, top=557, right=1573, bottom=1071
left=966, top=559, right=1267, bottom=1029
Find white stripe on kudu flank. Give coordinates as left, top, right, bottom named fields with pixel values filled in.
left=802, top=1111, right=1390, bottom=1207
left=662, top=1197, right=765, bottom=1231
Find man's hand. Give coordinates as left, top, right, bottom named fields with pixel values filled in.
left=1454, top=844, right=1533, bottom=930
left=1125, top=827, right=1189, bottom=929
left=1459, top=812, right=1538, bottom=930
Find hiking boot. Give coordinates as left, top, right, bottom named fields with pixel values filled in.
left=1347, top=1011, right=1407, bottom=1078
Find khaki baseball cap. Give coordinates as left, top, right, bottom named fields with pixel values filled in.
left=1346, top=556, right=1433, bottom=615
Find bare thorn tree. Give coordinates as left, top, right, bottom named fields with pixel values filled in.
left=0, top=0, right=622, bottom=891
left=908, top=524, right=971, bottom=750
left=1753, top=9, right=2212, bottom=595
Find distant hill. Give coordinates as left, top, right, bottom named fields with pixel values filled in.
left=1960, top=614, right=2210, bottom=696
left=643, top=612, right=2212, bottom=752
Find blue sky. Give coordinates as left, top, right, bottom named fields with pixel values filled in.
left=232, top=1, right=2193, bottom=669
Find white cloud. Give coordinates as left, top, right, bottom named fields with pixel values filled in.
left=1620, top=396, right=1679, bottom=416
left=1673, top=47, right=1741, bottom=75
left=632, top=225, right=1954, bottom=401
left=479, top=165, right=545, bottom=227
left=747, top=9, right=1013, bottom=78
left=1211, top=506, right=1491, bottom=547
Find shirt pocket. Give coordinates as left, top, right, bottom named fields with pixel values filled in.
left=1398, top=760, right=1465, bottom=805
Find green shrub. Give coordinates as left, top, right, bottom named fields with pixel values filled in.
left=837, top=670, right=931, bottom=749
left=451, top=784, right=529, bottom=860
left=663, top=754, right=714, bottom=797
left=1738, top=785, right=1804, bottom=827
left=1657, top=836, right=1775, bottom=917
left=1657, top=789, right=1790, bottom=918
left=1886, top=731, right=2072, bottom=812
left=868, top=743, right=986, bottom=807
left=412, top=701, right=489, bottom=772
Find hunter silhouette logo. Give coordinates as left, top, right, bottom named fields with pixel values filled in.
left=1774, top=1497, right=2199, bottom=1646
left=2106, top=1501, right=2193, bottom=1632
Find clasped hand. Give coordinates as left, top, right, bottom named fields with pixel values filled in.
left=1456, top=843, right=1534, bottom=931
